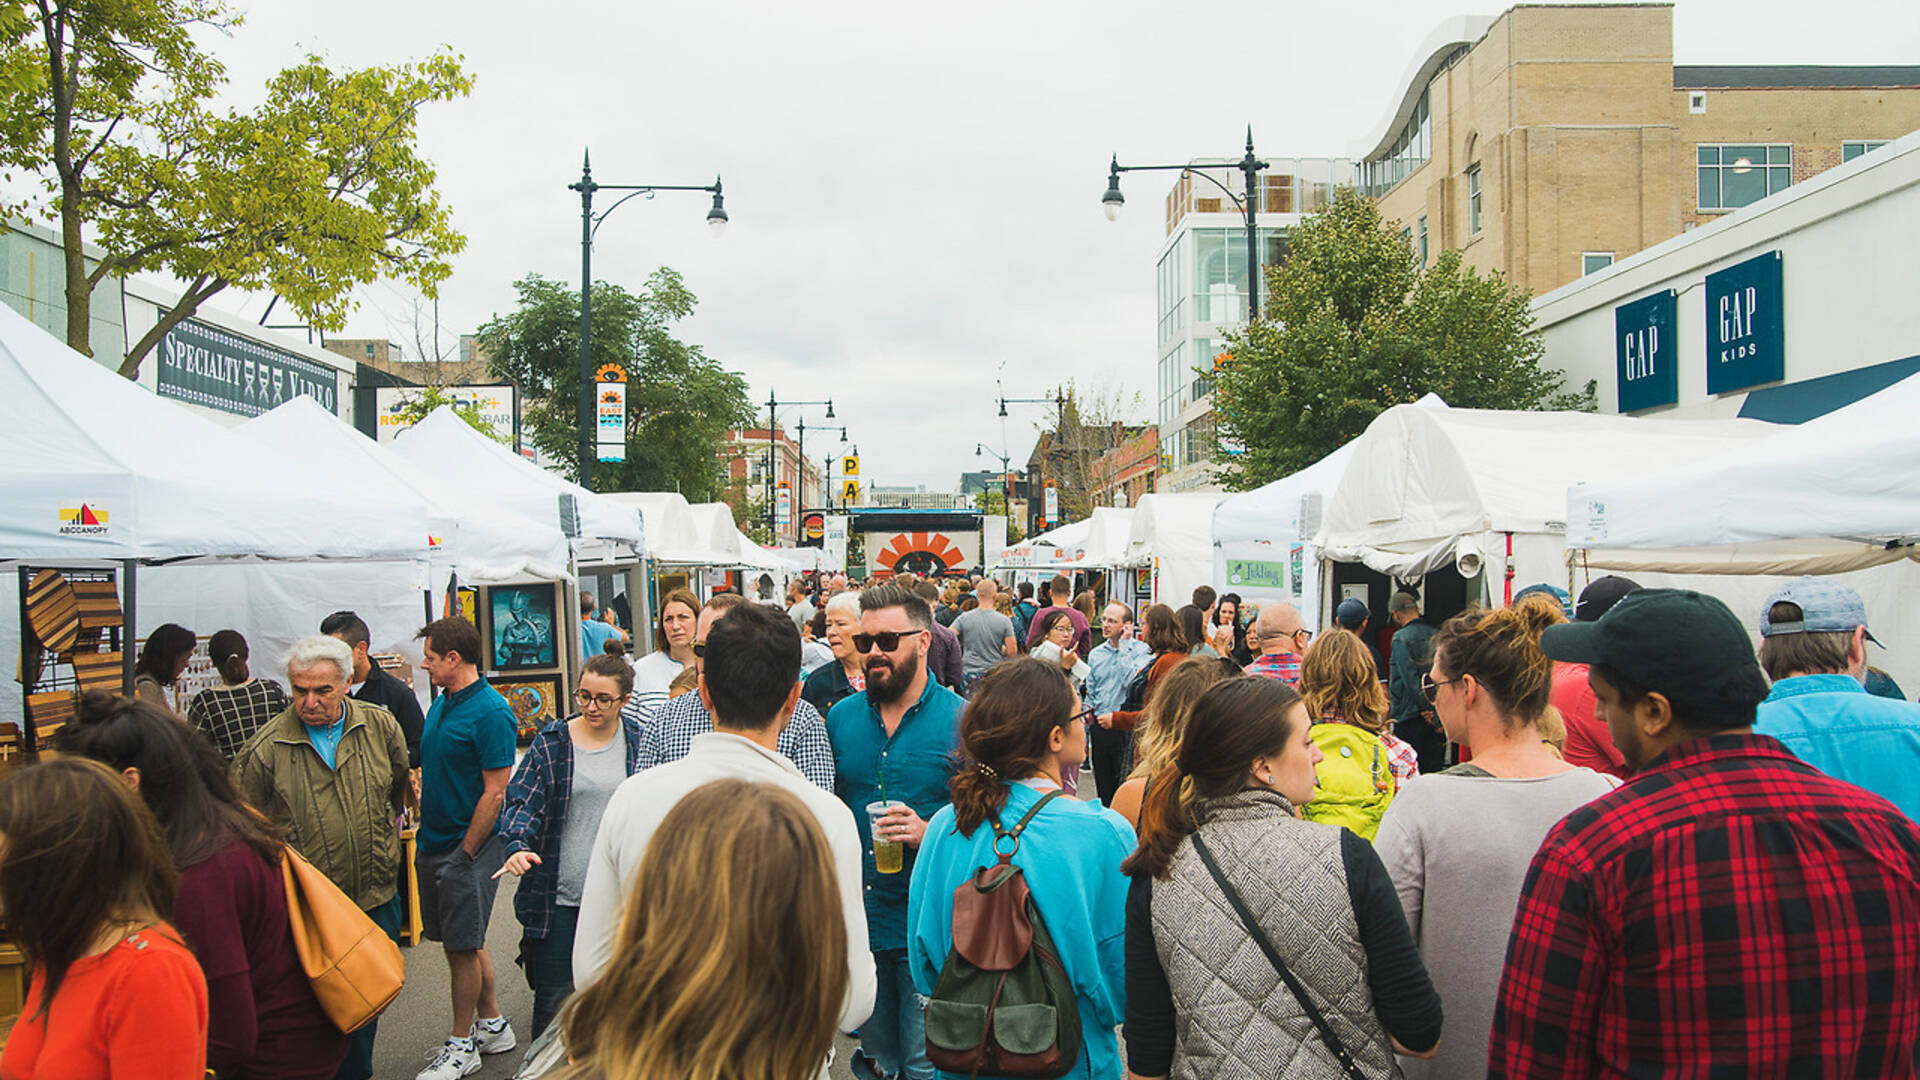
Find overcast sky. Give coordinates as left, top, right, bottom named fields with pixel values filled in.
left=193, top=0, right=1920, bottom=490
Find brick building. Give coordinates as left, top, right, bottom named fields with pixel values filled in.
left=1090, top=423, right=1159, bottom=511
left=1358, top=5, right=1920, bottom=295
left=720, top=424, right=826, bottom=544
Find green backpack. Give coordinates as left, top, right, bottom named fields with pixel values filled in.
left=924, top=790, right=1083, bottom=1079
left=1301, top=721, right=1398, bottom=842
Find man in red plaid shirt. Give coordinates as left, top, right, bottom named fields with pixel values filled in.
left=1489, top=588, right=1920, bottom=1078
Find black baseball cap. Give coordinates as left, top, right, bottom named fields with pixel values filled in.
left=1574, top=575, right=1641, bottom=623
left=1540, top=588, right=1768, bottom=711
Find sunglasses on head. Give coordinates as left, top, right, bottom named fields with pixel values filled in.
left=853, top=629, right=926, bottom=653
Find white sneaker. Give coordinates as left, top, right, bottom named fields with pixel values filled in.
left=473, top=1016, right=518, bottom=1055
left=415, top=1039, right=480, bottom=1080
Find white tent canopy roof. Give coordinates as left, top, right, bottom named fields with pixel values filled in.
left=1315, top=403, right=1775, bottom=578
left=1568, top=372, right=1920, bottom=574
left=389, top=408, right=644, bottom=552
left=1122, top=493, right=1224, bottom=606
left=0, top=302, right=424, bottom=561
left=238, top=398, right=569, bottom=581
left=599, top=491, right=737, bottom=566
left=684, top=503, right=784, bottom=571
left=994, top=517, right=1094, bottom=570
left=1082, top=508, right=1136, bottom=567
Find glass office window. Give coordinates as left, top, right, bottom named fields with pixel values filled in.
left=1582, top=252, right=1614, bottom=275
left=1417, top=215, right=1429, bottom=263
left=1697, top=144, right=1792, bottom=211
left=1843, top=140, right=1889, bottom=162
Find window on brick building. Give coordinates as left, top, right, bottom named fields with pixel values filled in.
left=1417, top=215, right=1428, bottom=264
left=1697, top=144, right=1791, bottom=211
left=1582, top=252, right=1615, bottom=275
left=1843, top=140, right=1889, bottom=163
left=1467, top=166, right=1482, bottom=237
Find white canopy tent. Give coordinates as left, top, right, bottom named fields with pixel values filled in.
left=994, top=518, right=1093, bottom=572
left=1568, top=372, right=1920, bottom=575
left=600, top=492, right=733, bottom=567
left=0, top=301, right=428, bottom=728
left=1211, top=442, right=1360, bottom=627
left=389, top=408, right=645, bottom=557
left=239, top=397, right=570, bottom=583
left=685, top=503, right=784, bottom=573
left=1314, top=403, right=1775, bottom=589
left=1122, top=493, right=1226, bottom=608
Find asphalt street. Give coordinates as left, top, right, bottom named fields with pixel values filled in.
left=371, top=874, right=859, bottom=1079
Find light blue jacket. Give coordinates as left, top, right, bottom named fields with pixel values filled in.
left=1756, top=673, right=1920, bottom=819
left=908, top=783, right=1136, bottom=1080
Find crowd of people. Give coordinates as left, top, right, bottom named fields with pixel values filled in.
left=5, top=567, right=1920, bottom=1080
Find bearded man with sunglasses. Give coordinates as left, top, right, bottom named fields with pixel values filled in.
left=824, top=582, right=966, bottom=1080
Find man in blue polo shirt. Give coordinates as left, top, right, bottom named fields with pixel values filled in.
left=578, top=591, right=622, bottom=657
left=825, top=582, right=964, bottom=1080
left=412, top=616, right=520, bottom=1080
left=1754, top=578, right=1920, bottom=819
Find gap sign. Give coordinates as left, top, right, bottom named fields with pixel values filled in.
left=1614, top=290, right=1678, bottom=413
left=1706, top=250, right=1784, bottom=395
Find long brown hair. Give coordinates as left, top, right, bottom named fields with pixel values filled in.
left=1131, top=656, right=1231, bottom=781
left=1432, top=596, right=1563, bottom=728
left=1141, top=603, right=1185, bottom=655
left=1299, top=629, right=1389, bottom=732
left=1123, top=677, right=1305, bottom=880
left=559, top=779, right=846, bottom=1080
left=0, top=757, right=176, bottom=1016
left=55, top=692, right=283, bottom=868
left=949, top=658, right=1077, bottom=836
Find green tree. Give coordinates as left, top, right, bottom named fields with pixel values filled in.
left=0, top=1, right=471, bottom=377
left=1210, top=187, right=1594, bottom=489
left=973, top=486, right=1025, bottom=545
left=388, top=386, right=504, bottom=444
left=480, top=271, right=754, bottom=498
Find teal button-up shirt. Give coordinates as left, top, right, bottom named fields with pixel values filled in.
left=1757, top=672, right=1920, bottom=820
left=825, top=676, right=965, bottom=950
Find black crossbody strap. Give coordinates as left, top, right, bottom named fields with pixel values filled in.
left=1191, top=831, right=1369, bottom=1080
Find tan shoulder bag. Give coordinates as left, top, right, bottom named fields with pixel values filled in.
left=281, top=846, right=405, bottom=1032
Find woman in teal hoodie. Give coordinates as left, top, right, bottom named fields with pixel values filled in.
left=908, top=657, right=1136, bottom=1080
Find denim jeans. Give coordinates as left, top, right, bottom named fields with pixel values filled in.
left=852, top=948, right=933, bottom=1080
left=525, top=904, right=580, bottom=1039
left=334, top=893, right=405, bottom=1080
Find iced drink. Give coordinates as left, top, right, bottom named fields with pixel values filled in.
left=867, top=799, right=905, bottom=874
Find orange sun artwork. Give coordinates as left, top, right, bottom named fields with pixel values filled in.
left=874, top=532, right=967, bottom=576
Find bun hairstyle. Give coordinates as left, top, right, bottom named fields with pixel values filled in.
left=1123, top=677, right=1305, bottom=880
left=949, top=658, right=1076, bottom=836
left=208, top=629, right=249, bottom=685
left=1431, top=595, right=1565, bottom=727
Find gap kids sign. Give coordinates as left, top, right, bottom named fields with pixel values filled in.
left=1706, top=251, right=1784, bottom=395
left=1614, top=290, right=1678, bottom=413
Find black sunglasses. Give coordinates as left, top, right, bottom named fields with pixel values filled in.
left=691, top=641, right=707, bottom=659
left=852, top=629, right=926, bottom=653
left=1421, top=672, right=1464, bottom=703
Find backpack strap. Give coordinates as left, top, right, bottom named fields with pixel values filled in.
left=987, top=789, right=1063, bottom=860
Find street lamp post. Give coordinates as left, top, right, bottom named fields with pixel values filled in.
left=570, top=150, right=729, bottom=488
left=801, top=421, right=849, bottom=508
left=763, top=392, right=833, bottom=541
left=996, top=391, right=1068, bottom=534
left=1103, top=127, right=1267, bottom=322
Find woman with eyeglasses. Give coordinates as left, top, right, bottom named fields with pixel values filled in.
left=495, top=653, right=645, bottom=1037
left=908, top=657, right=1135, bottom=1080
left=1372, top=597, right=1617, bottom=1080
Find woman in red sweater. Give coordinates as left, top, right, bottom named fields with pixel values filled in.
left=0, top=757, right=209, bottom=1080
left=1101, top=603, right=1190, bottom=733
left=56, top=694, right=348, bottom=1080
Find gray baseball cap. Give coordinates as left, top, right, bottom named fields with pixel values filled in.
left=1760, top=577, right=1880, bottom=645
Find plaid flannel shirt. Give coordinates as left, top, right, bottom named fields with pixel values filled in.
left=188, top=679, right=291, bottom=760
left=1319, top=710, right=1419, bottom=784
left=634, top=691, right=836, bottom=792
left=1489, top=733, right=1920, bottom=1079
left=1244, top=651, right=1302, bottom=685
left=500, top=712, right=644, bottom=940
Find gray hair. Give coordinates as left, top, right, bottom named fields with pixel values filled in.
left=286, top=634, right=354, bottom=686
left=825, top=591, right=862, bottom=621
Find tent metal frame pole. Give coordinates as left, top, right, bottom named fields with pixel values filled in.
left=121, top=560, right=137, bottom=695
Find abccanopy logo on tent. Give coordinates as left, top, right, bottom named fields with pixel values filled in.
left=58, top=502, right=110, bottom=536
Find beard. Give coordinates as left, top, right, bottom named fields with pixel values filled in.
left=864, top=650, right=923, bottom=705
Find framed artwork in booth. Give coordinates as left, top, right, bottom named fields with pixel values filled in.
left=494, top=675, right=562, bottom=742
left=488, top=584, right=558, bottom=671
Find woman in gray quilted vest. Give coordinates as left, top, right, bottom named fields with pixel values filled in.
left=1121, top=677, right=1443, bottom=1080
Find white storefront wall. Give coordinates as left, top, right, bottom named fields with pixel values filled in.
left=1533, top=127, right=1920, bottom=419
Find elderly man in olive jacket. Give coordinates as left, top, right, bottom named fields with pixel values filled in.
left=232, top=633, right=410, bottom=1080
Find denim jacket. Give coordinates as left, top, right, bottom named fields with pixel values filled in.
left=502, top=713, right=644, bottom=939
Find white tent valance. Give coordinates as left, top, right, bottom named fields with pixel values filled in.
left=1568, top=373, right=1920, bottom=574
left=1315, top=403, right=1773, bottom=579
left=0, top=302, right=425, bottom=562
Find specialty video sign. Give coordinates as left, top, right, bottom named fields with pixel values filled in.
left=1706, top=251, right=1784, bottom=396
left=1614, top=290, right=1678, bottom=413
left=156, top=318, right=340, bottom=418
